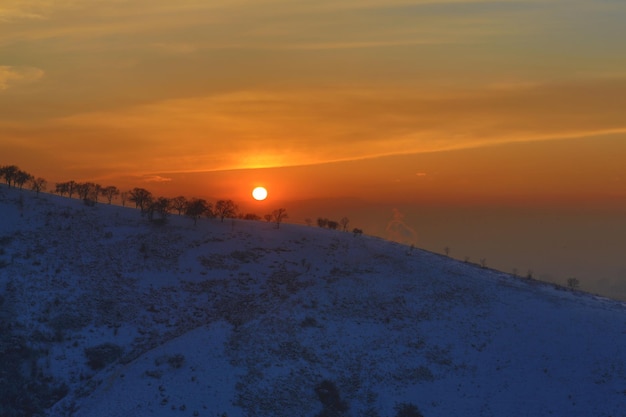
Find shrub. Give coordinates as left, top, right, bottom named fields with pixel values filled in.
left=300, top=316, right=318, bottom=328
left=154, top=353, right=186, bottom=369
left=167, top=354, right=185, bottom=369
left=394, top=402, right=424, bottom=417
left=566, top=277, right=580, bottom=290
left=0, top=333, right=69, bottom=416
left=314, top=379, right=348, bottom=416
left=84, top=343, right=123, bottom=370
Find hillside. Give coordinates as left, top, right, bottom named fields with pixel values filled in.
left=1, top=186, right=625, bottom=417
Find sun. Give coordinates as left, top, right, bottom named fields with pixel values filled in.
left=252, top=186, right=268, bottom=201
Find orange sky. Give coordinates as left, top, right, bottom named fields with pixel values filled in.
left=1, top=0, right=626, bottom=208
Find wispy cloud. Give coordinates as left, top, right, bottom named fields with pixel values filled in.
left=2, top=0, right=625, bottom=184
left=21, top=76, right=620, bottom=176
left=140, top=175, right=173, bottom=183
left=0, top=66, right=44, bottom=90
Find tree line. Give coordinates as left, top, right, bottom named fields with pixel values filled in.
left=1, top=164, right=290, bottom=228
left=313, top=216, right=362, bottom=236
left=1, top=164, right=363, bottom=233
left=0, top=165, right=47, bottom=195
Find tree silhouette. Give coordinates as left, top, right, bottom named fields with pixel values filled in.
left=340, top=217, right=349, bottom=231
left=0, top=165, right=19, bottom=187
left=55, top=182, right=68, bottom=196
left=55, top=180, right=77, bottom=198
left=185, top=198, right=210, bottom=225
left=76, top=182, right=99, bottom=202
left=128, top=187, right=153, bottom=212
left=147, top=197, right=170, bottom=222
left=214, top=199, right=238, bottom=222
left=272, top=208, right=288, bottom=229
left=92, top=183, right=102, bottom=202
left=567, top=277, right=580, bottom=290
left=120, top=191, right=129, bottom=206
left=101, top=186, right=119, bottom=204
left=14, top=170, right=33, bottom=189
left=317, top=217, right=328, bottom=228
left=170, top=196, right=187, bottom=215
left=30, top=177, right=47, bottom=195
left=327, top=220, right=339, bottom=230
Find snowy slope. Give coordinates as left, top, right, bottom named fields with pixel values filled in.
left=1, top=186, right=625, bottom=417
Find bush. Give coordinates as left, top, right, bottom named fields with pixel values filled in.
left=314, top=380, right=348, bottom=416
left=0, top=333, right=69, bottom=416
left=84, top=343, right=123, bottom=370
left=167, top=354, right=185, bottom=369
left=394, top=402, right=424, bottom=417
left=300, top=316, right=318, bottom=328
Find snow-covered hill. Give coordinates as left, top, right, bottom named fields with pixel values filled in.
left=1, top=186, right=625, bottom=417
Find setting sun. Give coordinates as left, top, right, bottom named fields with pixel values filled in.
left=252, top=186, right=268, bottom=201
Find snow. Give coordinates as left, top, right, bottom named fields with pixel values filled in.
left=1, top=185, right=625, bottom=417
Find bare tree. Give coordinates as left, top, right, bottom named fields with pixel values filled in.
left=147, top=197, right=170, bottom=223
left=566, top=277, right=580, bottom=290
left=128, top=187, right=153, bottom=212
left=67, top=180, right=77, bottom=198
left=75, top=182, right=97, bottom=201
left=55, top=182, right=68, bottom=196
left=444, top=247, right=450, bottom=257
left=66, top=181, right=77, bottom=198
left=214, top=199, right=238, bottom=222
left=185, top=198, right=210, bottom=225
left=327, top=220, right=339, bottom=230
left=30, top=177, right=47, bottom=195
left=272, top=208, right=288, bottom=229
left=170, top=196, right=187, bottom=215
left=0, top=165, right=19, bottom=187
left=120, top=191, right=129, bottom=206
left=54, top=180, right=77, bottom=198
left=101, top=186, right=120, bottom=204
left=92, top=183, right=102, bottom=202
left=317, top=217, right=328, bottom=228
left=263, top=214, right=272, bottom=222
left=340, top=217, right=350, bottom=231
left=14, top=170, right=33, bottom=189
left=243, top=213, right=261, bottom=220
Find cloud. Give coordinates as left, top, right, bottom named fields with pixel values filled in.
left=140, top=175, right=173, bottom=183
left=0, top=0, right=86, bottom=22
left=0, top=66, right=44, bottom=90
left=29, top=75, right=624, bottom=176
left=2, top=0, right=625, bottom=181
left=151, top=42, right=199, bottom=54
left=0, top=0, right=541, bottom=51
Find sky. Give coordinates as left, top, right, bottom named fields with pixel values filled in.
left=1, top=0, right=626, bottom=298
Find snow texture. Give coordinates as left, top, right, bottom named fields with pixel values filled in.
left=1, top=186, right=625, bottom=417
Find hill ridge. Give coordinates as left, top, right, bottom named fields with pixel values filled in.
left=1, top=186, right=625, bottom=417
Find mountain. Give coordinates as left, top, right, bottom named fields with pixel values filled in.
left=1, top=186, right=625, bottom=417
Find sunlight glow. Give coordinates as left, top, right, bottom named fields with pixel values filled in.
left=252, top=186, right=268, bottom=201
